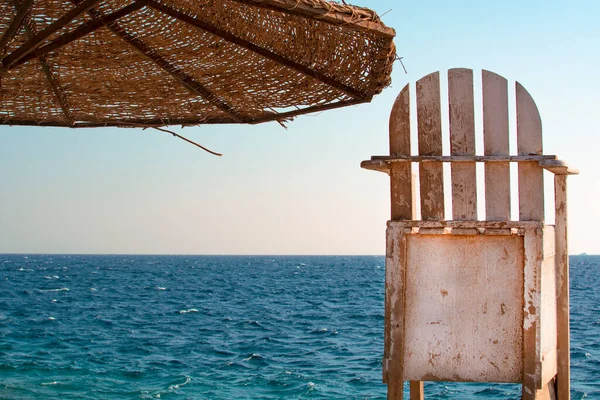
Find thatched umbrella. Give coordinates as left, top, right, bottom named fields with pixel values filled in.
left=0, top=0, right=395, bottom=130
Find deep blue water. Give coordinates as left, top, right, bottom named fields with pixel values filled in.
left=0, top=255, right=597, bottom=399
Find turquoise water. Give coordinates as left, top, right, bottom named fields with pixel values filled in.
left=0, top=255, right=597, bottom=399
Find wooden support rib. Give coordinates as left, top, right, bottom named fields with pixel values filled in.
left=389, top=84, right=414, bottom=220
left=108, top=23, right=248, bottom=123
left=62, top=1, right=248, bottom=123
left=141, top=0, right=366, bottom=101
left=482, top=70, right=510, bottom=221
left=448, top=68, right=477, bottom=220
left=39, top=57, right=73, bottom=124
left=11, top=0, right=74, bottom=125
left=516, top=82, right=544, bottom=221
left=251, top=98, right=363, bottom=123
left=2, top=0, right=102, bottom=68
left=417, top=71, right=444, bottom=220
left=8, top=2, right=145, bottom=69
left=554, top=174, right=570, bottom=399
left=0, top=0, right=33, bottom=54
left=229, top=0, right=396, bottom=38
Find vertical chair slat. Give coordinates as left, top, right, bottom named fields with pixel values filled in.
left=389, top=84, right=414, bottom=220
left=448, top=68, right=477, bottom=220
left=417, top=72, right=444, bottom=220
left=482, top=70, right=511, bottom=221
left=516, top=82, right=544, bottom=221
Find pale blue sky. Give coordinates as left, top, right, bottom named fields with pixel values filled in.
left=1, top=0, right=598, bottom=254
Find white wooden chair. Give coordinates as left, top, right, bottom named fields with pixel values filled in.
left=362, top=69, right=577, bottom=400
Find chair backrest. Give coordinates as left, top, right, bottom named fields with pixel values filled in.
left=385, top=68, right=545, bottom=222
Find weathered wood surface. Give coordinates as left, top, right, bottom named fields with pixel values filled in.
left=390, top=84, right=414, bottom=220
left=385, top=224, right=408, bottom=400
left=409, top=381, right=424, bottom=400
left=554, top=175, right=570, bottom=399
left=538, top=159, right=579, bottom=175
left=388, top=220, right=543, bottom=229
left=372, top=154, right=559, bottom=162
left=541, top=226, right=557, bottom=389
left=417, top=72, right=444, bottom=220
left=362, top=155, right=577, bottom=176
left=448, top=68, right=477, bottom=220
left=482, top=70, right=510, bottom=221
left=402, top=234, right=524, bottom=382
left=517, top=82, right=545, bottom=221
left=522, top=227, right=543, bottom=399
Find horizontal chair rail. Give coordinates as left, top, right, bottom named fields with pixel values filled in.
left=361, top=155, right=578, bottom=175
left=372, top=154, right=557, bottom=162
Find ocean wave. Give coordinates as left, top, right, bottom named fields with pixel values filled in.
left=243, top=353, right=259, bottom=361
left=245, top=320, right=266, bottom=329
left=310, top=327, right=337, bottom=335
left=243, top=353, right=266, bottom=364
left=39, top=288, right=69, bottom=292
left=168, top=376, right=191, bottom=390
left=179, top=308, right=198, bottom=314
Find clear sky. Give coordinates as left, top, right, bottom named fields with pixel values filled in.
left=1, top=0, right=598, bottom=255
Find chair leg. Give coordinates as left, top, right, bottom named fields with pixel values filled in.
left=387, top=379, right=404, bottom=400
left=523, top=380, right=557, bottom=400
left=410, top=381, right=424, bottom=400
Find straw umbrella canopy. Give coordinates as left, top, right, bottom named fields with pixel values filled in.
left=0, top=0, right=395, bottom=128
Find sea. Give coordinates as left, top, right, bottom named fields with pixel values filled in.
left=0, top=254, right=598, bottom=399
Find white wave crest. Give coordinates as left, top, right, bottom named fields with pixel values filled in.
left=179, top=309, right=198, bottom=314
left=243, top=353, right=261, bottom=361
left=168, top=376, right=191, bottom=390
